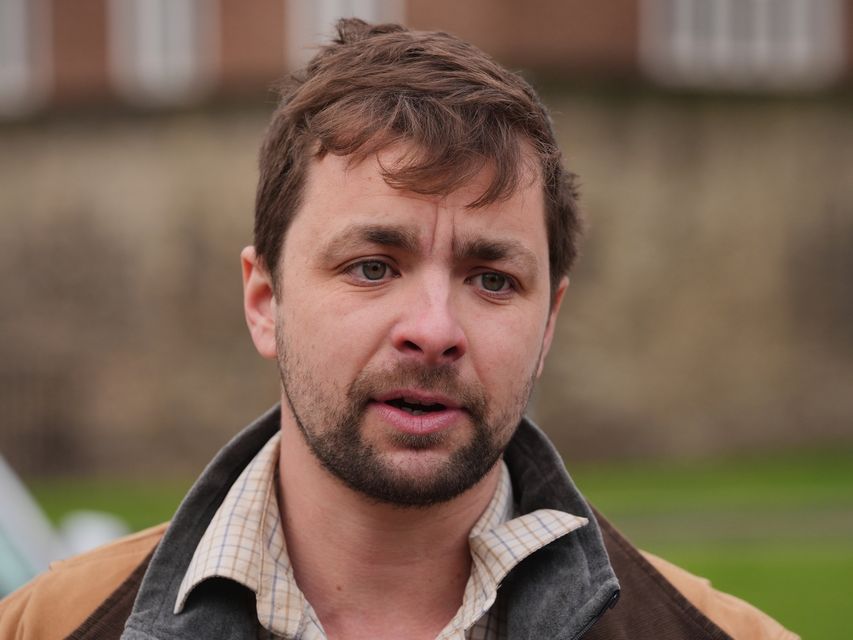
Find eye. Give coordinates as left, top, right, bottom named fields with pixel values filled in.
left=358, top=260, right=388, bottom=281
left=345, top=259, right=397, bottom=285
left=469, top=271, right=515, bottom=296
left=480, top=273, right=509, bottom=292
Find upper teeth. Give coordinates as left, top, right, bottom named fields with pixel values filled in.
left=386, top=397, right=447, bottom=414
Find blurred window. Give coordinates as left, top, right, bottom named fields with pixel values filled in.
left=286, top=0, right=405, bottom=70
left=0, top=0, right=49, bottom=116
left=108, top=0, right=217, bottom=105
left=640, top=0, right=846, bottom=90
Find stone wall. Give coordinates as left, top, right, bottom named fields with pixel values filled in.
left=1, top=93, right=851, bottom=475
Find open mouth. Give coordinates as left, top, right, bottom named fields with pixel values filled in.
left=371, top=390, right=464, bottom=435
left=385, top=398, right=447, bottom=416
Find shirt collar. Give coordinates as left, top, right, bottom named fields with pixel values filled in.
left=174, top=432, right=318, bottom=637
left=438, top=462, right=588, bottom=639
left=175, top=431, right=586, bottom=639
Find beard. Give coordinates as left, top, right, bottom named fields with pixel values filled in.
left=276, top=326, right=534, bottom=508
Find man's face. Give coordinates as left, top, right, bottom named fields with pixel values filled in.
left=267, top=145, right=565, bottom=507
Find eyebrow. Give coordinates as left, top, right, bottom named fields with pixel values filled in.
left=319, top=223, right=540, bottom=278
left=319, top=223, right=420, bottom=262
left=453, top=236, right=540, bottom=278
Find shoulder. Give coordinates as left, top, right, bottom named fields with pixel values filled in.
left=0, top=523, right=166, bottom=640
left=641, top=550, right=800, bottom=640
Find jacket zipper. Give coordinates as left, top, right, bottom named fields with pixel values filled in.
left=570, top=589, right=621, bottom=640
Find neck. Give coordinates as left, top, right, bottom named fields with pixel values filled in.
left=276, top=414, right=501, bottom=640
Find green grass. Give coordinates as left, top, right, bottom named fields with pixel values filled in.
left=570, top=451, right=853, bottom=639
left=28, top=477, right=191, bottom=532
left=26, top=450, right=853, bottom=638
left=568, top=449, right=853, bottom=514
left=655, top=542, right=853, bottom=639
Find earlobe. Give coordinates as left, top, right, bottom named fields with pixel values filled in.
left=536, top=276, right=569, bottom=378
left=241, top=246, right=278, bottom=360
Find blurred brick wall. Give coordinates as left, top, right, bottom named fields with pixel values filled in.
left=51, top=0, right=111, bottom=103
left=19, top=0, right=853, bottom=117
left=218, top=0, right=287, bottom=93
left=847, top=2, right=853, bottom=78
left=408, top=0, right=639, bottom=75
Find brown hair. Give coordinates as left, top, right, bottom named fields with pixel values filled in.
left=254, top=18, right=582, bottom=297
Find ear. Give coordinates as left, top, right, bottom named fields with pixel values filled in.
left=241, top=246, right=277, bottom=360
left=536, top=276, right=569, bottom=378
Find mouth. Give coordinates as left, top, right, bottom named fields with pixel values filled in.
left=369, top=390, right=465, bottom=435
left=384, top=397, right=447, bottom=416
left=373, top=389, right=461, bottom=412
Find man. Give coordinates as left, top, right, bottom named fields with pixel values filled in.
left=0, top=19, right=796, bottom=640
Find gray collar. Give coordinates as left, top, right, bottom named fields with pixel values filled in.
left=122, top=406, right=619, bottom=640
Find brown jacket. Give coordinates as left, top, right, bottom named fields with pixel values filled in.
left=0, top=411, right=799, bottom=640
left=0, top=521, right=796, bottom=640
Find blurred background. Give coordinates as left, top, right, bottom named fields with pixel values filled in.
left=1, top=0, right=851, bottom=636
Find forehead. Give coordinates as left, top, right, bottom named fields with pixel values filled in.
left=293, top=145, right=548, bottom=255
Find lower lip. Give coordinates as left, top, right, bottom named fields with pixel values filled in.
left=368, top=402, right=466, bottom=436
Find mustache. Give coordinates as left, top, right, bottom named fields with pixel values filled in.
left=346, top=362, right=489, bottom=421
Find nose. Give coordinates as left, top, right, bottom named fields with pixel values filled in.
left=390, top=276, right=467, bottom=366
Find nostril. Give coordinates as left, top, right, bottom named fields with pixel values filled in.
left=391, top=321, right=467, bottom=363
left=403, top=340, right=422, bottom=352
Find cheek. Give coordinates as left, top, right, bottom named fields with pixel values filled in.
left=280, top=286, right=394, bottom=372
left=467, top=309, right=547, bottom=392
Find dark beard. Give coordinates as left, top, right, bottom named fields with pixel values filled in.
left=279, top=356, right=529, bottom=508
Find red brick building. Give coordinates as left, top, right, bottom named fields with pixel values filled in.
left=2, top=0, right=852, bottom=117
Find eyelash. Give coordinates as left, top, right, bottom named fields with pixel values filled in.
left=343, top=260, right=517, bottom=298
left=343, top=259, right=399, bottom=285
left=466, top=271, right=517, bottom=298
